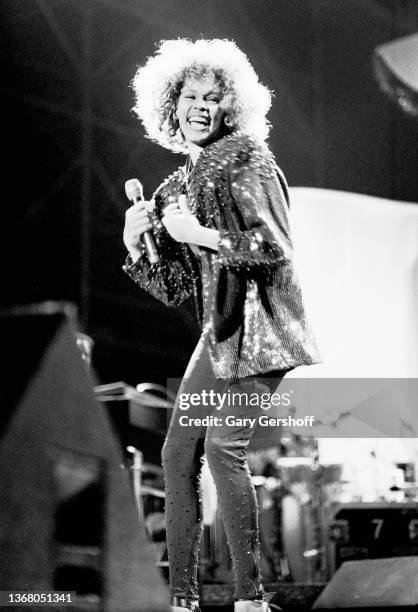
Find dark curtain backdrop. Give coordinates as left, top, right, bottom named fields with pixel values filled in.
left=2, top=0, right=417, bottom=385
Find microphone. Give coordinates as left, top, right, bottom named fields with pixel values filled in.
left=125, top=178, right=160, bottom=264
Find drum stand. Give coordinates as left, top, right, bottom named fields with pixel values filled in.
left=304, top=448, right=328, bottom=583
left=126, top=445, right=144, bottom=521
left=125, top=446, right=168, bottom=573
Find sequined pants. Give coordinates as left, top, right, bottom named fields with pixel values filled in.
left=162, top=335, right=286, bottom=602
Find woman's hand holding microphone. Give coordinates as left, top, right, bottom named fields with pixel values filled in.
left=123, top=194, right=220, bottom=261
left=123, top=200, right=154, bottom=263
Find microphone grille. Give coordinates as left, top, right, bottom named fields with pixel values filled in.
left=125, top=178, right=143, bottom=201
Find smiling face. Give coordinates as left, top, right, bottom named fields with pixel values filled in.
left=176, top=74, right=226, bottom=152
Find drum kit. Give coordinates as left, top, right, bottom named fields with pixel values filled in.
left=198, top=438, right=345, bottom=586
left=184, top=437, right=346, bottom=586
left=251, top=452, right=344, bottom=584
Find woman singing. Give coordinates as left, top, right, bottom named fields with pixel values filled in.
left=123, top=39, right=320, bottom=612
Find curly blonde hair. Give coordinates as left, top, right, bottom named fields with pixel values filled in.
left=132, top=38, right=273, bottom=154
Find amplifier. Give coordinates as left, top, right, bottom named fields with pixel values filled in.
left=328, top=502, right=418, bottom=570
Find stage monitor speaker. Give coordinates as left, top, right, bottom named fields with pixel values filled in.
left=0, top=302, right=168, bottom=611
left=312, top=556, right=418, bottom=610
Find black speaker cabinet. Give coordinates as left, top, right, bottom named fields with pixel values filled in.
left=0, top=302, right=168, bottom=611
left=329, top=502, right=418, bottom=571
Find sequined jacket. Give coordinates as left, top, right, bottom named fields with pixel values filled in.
left=123, top=132, right=321, bottom=378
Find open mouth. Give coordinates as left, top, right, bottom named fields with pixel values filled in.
left=188, top=115, right=210, bottom=129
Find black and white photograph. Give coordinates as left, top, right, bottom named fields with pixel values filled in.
left=1, top=1, right=417, bottom=611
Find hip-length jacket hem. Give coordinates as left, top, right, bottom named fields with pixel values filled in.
left=123, top=132, right=321, bottom=378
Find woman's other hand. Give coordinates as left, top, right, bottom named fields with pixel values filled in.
left=162, top=196, right=202, bottom=244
